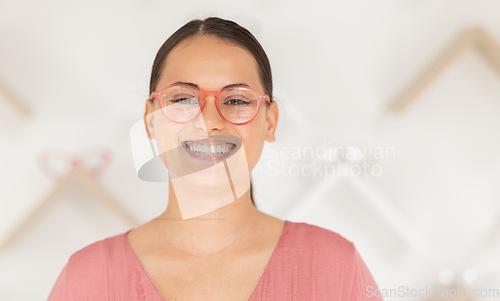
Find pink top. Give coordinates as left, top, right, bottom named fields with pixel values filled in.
left=48, top=220, right=383, bottom=300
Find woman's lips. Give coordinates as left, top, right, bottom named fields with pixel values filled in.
left=181, top=136, right=239, bottom=161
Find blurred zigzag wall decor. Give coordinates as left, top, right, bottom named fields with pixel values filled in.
left=389, top=26, right=500, bottom=111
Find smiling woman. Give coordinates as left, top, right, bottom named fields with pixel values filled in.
left=48, top=17, right=383, bottom=301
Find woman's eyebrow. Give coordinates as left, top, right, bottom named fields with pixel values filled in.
left=222, top=83, right=250, bottom=89
left=172, top=81, right=250, bottom=90
left=173, top=81, right=199, bottom=89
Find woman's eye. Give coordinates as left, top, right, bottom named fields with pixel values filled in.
left=171, top=97, right=198, bottom=104
left=224, top=98, right=250, bottom=105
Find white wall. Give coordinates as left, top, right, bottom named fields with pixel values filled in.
left=1, top=0, right=500, bottom=300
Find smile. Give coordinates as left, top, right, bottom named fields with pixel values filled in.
left=181, top=136, right=240, bottom=161
left=183, top=141, right=235, bottom=155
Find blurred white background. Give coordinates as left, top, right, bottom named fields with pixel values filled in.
left=1, top=0, right=500, bottom=300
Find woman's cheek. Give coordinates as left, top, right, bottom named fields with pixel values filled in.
left=246, top=138, right=265, bottom=171
left=155, top=119, right=186, bottom=168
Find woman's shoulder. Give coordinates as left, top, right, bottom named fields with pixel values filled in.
left=285, top=220, right=354, bottom=248
left=284, top=220, right=356, bottom=264
left=278, top=221, right=382, bottom=300
left=65, top=230, right=131, bottom=273
left=48, top=230, right=138, bottom=300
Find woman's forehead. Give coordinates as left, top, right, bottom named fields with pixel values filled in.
left=158, top=35, right=263, bottom=91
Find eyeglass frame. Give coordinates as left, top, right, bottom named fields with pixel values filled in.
left=150, top=83, right=271, bottom=125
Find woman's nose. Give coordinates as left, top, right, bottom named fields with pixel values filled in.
left=195, top=95, right=225, bottom=132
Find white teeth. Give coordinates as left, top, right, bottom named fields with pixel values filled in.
left=185, top=142, right=233, bottom=155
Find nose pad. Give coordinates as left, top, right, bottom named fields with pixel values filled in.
left=195, top=95, right=224, bottom=131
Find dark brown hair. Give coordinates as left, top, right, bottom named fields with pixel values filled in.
left=149, top=17, right=274, bottom=206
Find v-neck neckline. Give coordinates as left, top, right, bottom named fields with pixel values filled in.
left=122, top=220, right=290, bottom=300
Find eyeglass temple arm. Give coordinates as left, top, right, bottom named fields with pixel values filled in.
left=261, top=94, right=271, bottom=103
left=150, top=91, right=159, bottom=100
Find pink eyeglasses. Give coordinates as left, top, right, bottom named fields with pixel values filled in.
left=150, top=83, right=271, bottom=125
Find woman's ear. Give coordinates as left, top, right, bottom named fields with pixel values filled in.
left=144, top=99, right=156, bottom=139
left=265, top=101, right=279, bottom=143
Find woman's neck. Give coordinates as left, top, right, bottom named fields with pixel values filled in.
left=151, top=180, right=260, bottom=257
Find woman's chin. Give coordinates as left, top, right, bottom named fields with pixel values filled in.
left=170, top=164, right=230, bottom=188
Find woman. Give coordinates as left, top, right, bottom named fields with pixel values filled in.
left=49, top=17, right=382, bottom=300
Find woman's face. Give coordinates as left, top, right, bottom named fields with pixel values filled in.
left=144, top=34, right=278, bottom=187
